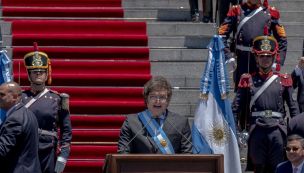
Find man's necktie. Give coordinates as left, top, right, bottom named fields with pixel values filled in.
left=293, top=167, right=298, bottom=173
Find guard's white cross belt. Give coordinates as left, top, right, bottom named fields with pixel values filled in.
left=251, top=111, right=283, bottom=118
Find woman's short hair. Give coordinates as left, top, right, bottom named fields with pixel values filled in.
left=143, top=76, right=172, bottom=104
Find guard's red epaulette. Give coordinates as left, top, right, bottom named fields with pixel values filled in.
left=279, top=73, right=292, bottom=87
left=269, top=6, right=280, bottom=19
left=238, top=73, right=252, bottom=88
left=227, top=5, right=241, bottom=17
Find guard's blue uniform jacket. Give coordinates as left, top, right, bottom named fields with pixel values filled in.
left=232, top=72, right=298, bottom=172
left=218, top=3, right=287, bottom=88
left=22, top=89, right=72, bottom=173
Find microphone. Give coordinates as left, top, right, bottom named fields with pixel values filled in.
left=165, top=117, right=200, bottom=154
left=118, top=116, right=154, bottom=153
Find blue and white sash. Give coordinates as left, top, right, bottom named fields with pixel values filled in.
left=138, top=110, right=175, bottom=154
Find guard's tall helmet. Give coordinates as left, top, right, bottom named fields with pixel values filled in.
left=24, top=42, right=52, bottom=85
left=252, top=36, right=278, bottom=56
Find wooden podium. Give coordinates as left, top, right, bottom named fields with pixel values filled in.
left=103, top=154, right=224, bottom=173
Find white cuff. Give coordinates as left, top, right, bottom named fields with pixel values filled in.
left=57, top=156, right=67, bottom=164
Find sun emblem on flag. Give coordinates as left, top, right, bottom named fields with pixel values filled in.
left=208, top=121, right=230, bottom=146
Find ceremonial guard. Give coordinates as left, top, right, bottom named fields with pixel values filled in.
left=218, top=0, right=287, bottom=89
left=21, top=43, right=72, bottom=173
left=232, top=36, right=298, bottom=173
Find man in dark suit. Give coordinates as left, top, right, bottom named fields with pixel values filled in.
left=0, top=81, right=41, bottom=173
left=118, top=76, right=192, bottom=154
left=291, top=56, right=304, bottom=113
left=275, top=134, right=304, bottom=173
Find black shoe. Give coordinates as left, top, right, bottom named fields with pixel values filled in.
left=202, top=16, right=210, bottom=23
left=191, top=13, right=200, bottom=23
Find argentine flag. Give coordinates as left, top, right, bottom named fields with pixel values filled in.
left=192, top=35, right=241, bottom=173
left=0, top=49, right=13, bottom=126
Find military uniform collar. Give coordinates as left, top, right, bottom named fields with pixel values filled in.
left=258, top=70, right=273, bottom=80
left=245, top=2, right=261, bottom=10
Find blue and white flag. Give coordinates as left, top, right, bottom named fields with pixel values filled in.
left=0, top=49, right=13, bottom=126
left=192, top=35, right=241, bottom=173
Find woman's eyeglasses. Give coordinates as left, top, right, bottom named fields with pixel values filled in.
left=148, top=95, right=167, bottom=103
left=285, top=147, right=301, bottom=152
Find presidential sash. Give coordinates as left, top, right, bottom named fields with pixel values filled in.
left=138, top=110, right=175, bottom=154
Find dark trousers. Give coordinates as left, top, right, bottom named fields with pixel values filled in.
left=248, top=126, right=286, bottom=173
left=189, top=0, right=199, bottom=16
left=39, top=146, right=56, bottom=173
left=39, top=135, right=57, bottom=173
left=202, top=0, right=213, bottom=18
left=217, top=0, right=239, bottom=24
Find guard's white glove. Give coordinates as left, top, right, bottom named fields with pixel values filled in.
left=225, top=57, right=237, bottom=73
left=55, top=145, right=70, bottom=173
left=54, top=156, right=67, bottom=173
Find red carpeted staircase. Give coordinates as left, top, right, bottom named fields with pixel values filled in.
left=3, top=0, right=150, bottom=172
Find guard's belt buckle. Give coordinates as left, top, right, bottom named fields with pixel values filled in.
left=264, top=110, right=272, bottom=117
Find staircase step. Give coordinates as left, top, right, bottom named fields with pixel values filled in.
left=147, top=22, right=304, bottom=37
left=123, top=0, right=190, bottom=8
left=72, top=129, right=120, bottom=143
left=71, top=115, right=125, bottom=129
left=12, top=47, right=149, bottom=60
left=269, top=0, right=304, bottom=11
left=10, top=33, right=147, bottom=47
left=125, top=9, right=304, bottom=23
left=14, top=60, right=150, bottom=75
left=65, top=159, right=104, bottom=173
left=1, top=7, right=124, bottom=18
left=122, top=0, right=304, bottom=11
left=9, top=20, right=147, bottom=35
left=0, top=21, right=12, bottom=35
left=149, top=35, right=211, bottom=48
left=151, top=61, right=204, bottom=78
left=147, top=22, right=216, bottom=36
left=151, top=48, right=207, bottom=61
left=15, top=72, right=151, bottom=87
left=1, top=0, right=122, bottom=7
left=70, top=145, right=117, bottom=159
left=168, top=103, right=197, bottom=118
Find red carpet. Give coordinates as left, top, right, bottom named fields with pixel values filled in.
left=3, top=7, right=124, bottom=18
left=2, top=0, right=122, bottom=7
left=10, top=20, right=147, bottom=35
left=14, top=60, right=150, bottom=74
left=72, top=129, right=120, bottom=143
left=16, top=73, right=150, bottom=87
left=13, top=47, right=149, bottom=60
left=7, top=0, right=150, bottom=172
left=12, top=34, right=147, bottom=46
left=65, top=160, right=104, bottom=173
left=14, top=60, right=151, bottom=86
left=71, top=115, right=126, bottom=129
left=70, top=145, right=117, bottom=159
